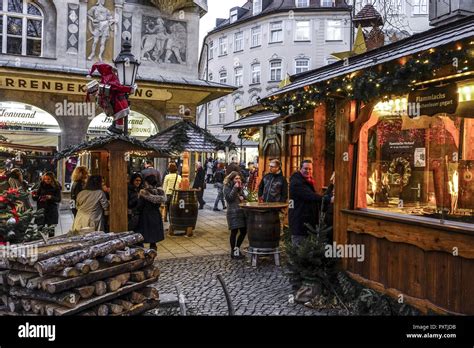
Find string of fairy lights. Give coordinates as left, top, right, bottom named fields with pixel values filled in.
left=261, top=41, right=474, bottom=115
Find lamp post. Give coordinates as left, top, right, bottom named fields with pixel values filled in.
left=113, top=39, right=140, bottom=136
left=201, top=41, right=210, bottom=163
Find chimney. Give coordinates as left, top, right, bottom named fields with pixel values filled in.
left=429, top=0, right=474, bottom=27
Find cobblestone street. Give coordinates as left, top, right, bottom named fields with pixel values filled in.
left=150, top=254, right=322, bottom=316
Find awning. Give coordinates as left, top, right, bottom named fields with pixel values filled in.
left=214, top=134, right=232, bottom=142
left=223, top=110, right=284, bottom=130
left=265, top=15, right=474, bottom=99
left=145, top=121, right=235, bottom=153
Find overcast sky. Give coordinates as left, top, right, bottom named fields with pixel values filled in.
left=199, top=0, right=247, bottom=51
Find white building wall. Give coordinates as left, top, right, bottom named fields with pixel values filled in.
left=198, top=9, right=352, bottom=144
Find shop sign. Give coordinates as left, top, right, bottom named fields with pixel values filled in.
left=0, top=75, right=172, bottom=101
left=88, top=112, right=157, bottom=138
left=408, top=83, right=458, bottom=117
left=0, top=102, right=59, bottom=130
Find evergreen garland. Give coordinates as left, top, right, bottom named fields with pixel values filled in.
left=262, top=46, right=472, bottom=115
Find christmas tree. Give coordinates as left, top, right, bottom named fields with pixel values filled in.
left=0, top=174, right=51, bottom=245
left=285, top=223, right=336, bottom=285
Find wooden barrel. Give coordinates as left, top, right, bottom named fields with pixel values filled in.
left=246, top=209, right=281, bottom=249
left=169, top=189, right=198, bottom=232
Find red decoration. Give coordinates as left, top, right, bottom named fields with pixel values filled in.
left=87, top=63, right=133, bottom=127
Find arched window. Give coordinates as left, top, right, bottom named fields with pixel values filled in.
left=207, top=102, right=213, bottom=124
left=251, top=63, right=261, bottom=84
left=219, top=70, right=227, bottom=84
left=218, top=100, right=226, bottom=124
left=1, top=0, right=43, bottom=56
left=233, top=97, right=242, bottom=119
left=269, top=59, right=282, bottom=82
left=250, top=94, right=259, bottom=106
left=295, top=58, right=310, bottom=74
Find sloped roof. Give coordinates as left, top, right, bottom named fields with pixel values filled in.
left=55, top=134, right=172, bottom=160
left=353, top=4, right=384, bottom=27
left=145, top=121, right=235, bottom=153
left=266, top=15, right=474, bottom=100
left=208, top=0, right=350, bottom=34
left=224, top=110, right=285, bottom=129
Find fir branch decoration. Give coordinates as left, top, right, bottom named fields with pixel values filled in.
left=262, top=46, right=472, bottom=115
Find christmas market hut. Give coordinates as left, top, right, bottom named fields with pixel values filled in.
left=55, top=134, right=172, bottom=233
left=260, top=15, right=474, bottom=314
left=145, top=120, right=235, bottom=236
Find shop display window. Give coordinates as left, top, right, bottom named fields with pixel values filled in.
left=357, top=91, right=474, bottom=225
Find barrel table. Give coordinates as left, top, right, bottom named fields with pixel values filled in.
left=239, top=202, right=288, bottom=267
left=169, top=189, right=199, bottom=237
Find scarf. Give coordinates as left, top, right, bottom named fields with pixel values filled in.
left=303, top=174, right=315, bottom=189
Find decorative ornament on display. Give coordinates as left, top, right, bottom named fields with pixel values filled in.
left=6, top=217, right=17, bottom=226
left=7, top=230, right=16, bottom=239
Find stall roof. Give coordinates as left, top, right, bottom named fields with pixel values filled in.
left=145, top=121, right=235, bottom=153
left=54, top=134, right=172, bottom=160
left=223, top=110, right=285, bottom=130
left=266, top=15, right=474, bottom=100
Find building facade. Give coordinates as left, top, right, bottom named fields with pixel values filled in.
left=197, top=0, right=352, bottom=162
left=0, top=0, right=232, bottom=186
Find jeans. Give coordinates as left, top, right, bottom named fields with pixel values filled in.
left=213, top=183, right=225, bottom=209
left=197, top=189, right=205, bottom=208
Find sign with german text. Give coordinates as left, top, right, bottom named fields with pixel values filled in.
left=408, top=83, right=458, bottom=117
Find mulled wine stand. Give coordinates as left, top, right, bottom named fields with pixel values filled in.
left=239, top=202, right=288, bottom=267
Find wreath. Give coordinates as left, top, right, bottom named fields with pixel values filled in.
left=389, top=157, right=412, bottom=187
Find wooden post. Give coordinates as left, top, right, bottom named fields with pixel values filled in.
left=180, top=151, right=190, bottom=190
left=313, top=103, right=326, bottom=193
left=108, top=149, right=128, bottom=233
left=334, top=100, right=357, bottom=269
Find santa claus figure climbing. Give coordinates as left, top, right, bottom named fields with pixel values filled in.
left=86, top=62, right=136, bottom=134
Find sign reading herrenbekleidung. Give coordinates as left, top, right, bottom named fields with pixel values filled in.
left=408, top=83, right=458, bottom=117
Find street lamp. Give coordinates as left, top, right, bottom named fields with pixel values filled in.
left=113, top=38, right=140, bottom=135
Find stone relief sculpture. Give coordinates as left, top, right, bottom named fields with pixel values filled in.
left=141, top=16, right=187, bottom=64
left=87, top=0, right=116, bottom=61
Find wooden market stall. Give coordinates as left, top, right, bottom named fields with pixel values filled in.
left=145, top=121, right=235, bottom=236
left=261, top=16, right=474, bottom=314
left=55, top=134, right=171, bottom=233
left=0, top=141, right=57, bottom=185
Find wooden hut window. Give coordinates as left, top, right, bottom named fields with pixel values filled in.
left=289, top=134, right=303, bottom=175
left=356, top=90, right=474, bottom=226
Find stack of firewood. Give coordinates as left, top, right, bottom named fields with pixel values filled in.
left=0, top=231, right=160, bottom=316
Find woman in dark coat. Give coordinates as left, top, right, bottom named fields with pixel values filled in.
left=33, top=172, right=61, bottom=232
left=135, top=175, right=166, bottom=250
left=223, top=171, right=247, bottom=259
left=127, top=173, right=142, bottom=231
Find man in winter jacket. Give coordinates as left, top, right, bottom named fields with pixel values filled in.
left=258, top=159, right=288, bottom=203
left=288, top=160, right=323, bottom=246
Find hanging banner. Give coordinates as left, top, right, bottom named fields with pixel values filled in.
left=408, top=83, right=458, bottom=117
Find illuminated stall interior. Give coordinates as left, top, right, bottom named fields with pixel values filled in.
left=357, top=83, right=474, bottom=225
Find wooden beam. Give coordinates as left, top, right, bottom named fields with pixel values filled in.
left=334, top=100, right=357, bottom=269
left=346, top=213, right=474, bottom=258
left=346, top=271, right=464, bottom=315
left=108, top=149, right=129, bottom=233
left=312, top=103, right=326, bottom=193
